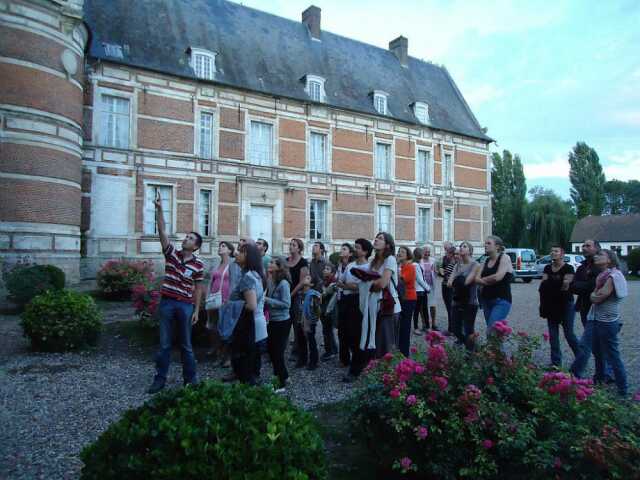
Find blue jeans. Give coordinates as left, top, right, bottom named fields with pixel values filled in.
left=547, top=300, right=580, bottom=367
left=480, top=298, right=511, bottom=332
left=398, top=300, right=416, bottom=357
left=571, top=320, right=616, bottom=380
left=154, top=297, right=197, bottom=385
left=593, top=320, right=628, bottom=396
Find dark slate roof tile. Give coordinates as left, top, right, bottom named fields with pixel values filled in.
left=570, top=214, right=640, bottom=243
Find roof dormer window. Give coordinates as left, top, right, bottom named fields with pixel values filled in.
left=189, top=48, right=216, bottom=80
left=373, top=91, right=388, bottom=115
left=305, top=74, right=326, bottom=103
left=414, top=102, right=430, bottom=124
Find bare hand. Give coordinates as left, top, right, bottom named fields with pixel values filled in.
left=191, top=311, right=199, bottom=325
left=153, top=192, right=162, bottom=209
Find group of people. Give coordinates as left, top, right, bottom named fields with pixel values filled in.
left=144, top=192, right=630, bottom=397
left=538, top=240, right=630, bottom=396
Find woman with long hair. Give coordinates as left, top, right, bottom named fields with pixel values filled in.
left=474, top=235, right=513, bottom=332
left=397, top=246, right=417, bottom=357
left=265, top=257, right=292, bottom=393
left=369, top=232, right=400, bottom=358
left=335, top=242, right=355, bottom=365
left=205, top=241, right=241, bottom=365
left=286, top=238, right=310, bottom=368
left=227, top=241, right=267, bottom=384
left=448, top=241, right=479, bottom=349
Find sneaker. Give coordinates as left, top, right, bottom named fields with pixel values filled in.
left=306, top=363, right=318, bottom=371
left=146, top=380, right=165, bottom=394
left=413, top=329, right=422, bottom=335
left=274, top=386, right=287, bottom=394
left=321, top=352, right=336, bottom=362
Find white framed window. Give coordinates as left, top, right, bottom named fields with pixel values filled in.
left=414, top=102, right=430, bottom=124
left=377, top=205, right=391, bottom=233
left=144, top=184, right=173, bottom=235
left=99, top=94, right=130, bottom=148
left=443, top=152, right=454, bottom=187
left=443, top=208, right=453, bottom=242
left=416, top=149, right=431, bottom=185
left=417, top=208, right=431, bottom=243
left=309, top=199, right=327, bottom=240
left=190, top=48, right=216, bottom=80
left=373, top=91, right=388, bottom=115
left=198, top=111, right=214, bottom=159
left=375, top=142, right=391, bottom=180
left=250, top=120, right=274, bottom=166
left=198, top=189, right=213, bottom=237
left=309, top=132, right=327, bottom=172
left=305, top=75, right=326, bottom=103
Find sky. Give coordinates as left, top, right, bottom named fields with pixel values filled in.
left=240, top=0, right=640, bottom=198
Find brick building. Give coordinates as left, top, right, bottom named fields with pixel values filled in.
left=1, top=0, right=494, bottom=283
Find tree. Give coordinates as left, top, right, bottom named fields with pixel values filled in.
left=604, top=179, right=640, bottom=214
left=568, top=142, right=605, bottom=218
left=491, top=150, right=527, bottom=246
left=525, top=187, right=576, bottom=254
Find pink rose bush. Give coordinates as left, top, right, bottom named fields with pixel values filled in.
left=97, top=259, right=155, bottom=299
left=352, top=324, right=640, bottom=479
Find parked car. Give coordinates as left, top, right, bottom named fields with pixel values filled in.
left=505, top=248, right=537, bottom=283
left=534, top=254, right=585, bottom=279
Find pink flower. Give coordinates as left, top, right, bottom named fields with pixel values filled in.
left=433, top=376, right=448, bottom=391
left=400, top=457, right=412, bottom=470
left=416, top=426, right=429, bottom=440
left=414, top=365, right=426, bottom=375
left=425, top=330, right=445, bottom=345
left=482, top=439, right=494, bottom=449
left=633, top=391, right=640, bottom=402
left=390, top=389, right=401, bottom=399
left=410, top=346, right=418, bottom=354
left=382, top=373, right=392, bottom=385
left=517, top=331, right=529, bottom=338
left=543, top=332, right=550, bottom=342
left=553, top=457, right=562, bottom=469
left=406, top=394, right=417, bottom=406
left=486, top=376, right=494, bottom=385
left=383, top=352, right=394, bottom=362
left=492, top=320, right=513, bottom=337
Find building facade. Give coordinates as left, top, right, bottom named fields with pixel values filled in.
left=570, top=214, right=640, bottom=257
left=1, top=0, right=493, bottom=283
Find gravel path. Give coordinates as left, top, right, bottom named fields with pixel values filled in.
left=1, top=280, right=639, bottom=479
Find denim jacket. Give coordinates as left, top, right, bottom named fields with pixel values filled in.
left=265, top=279, right=291, bottom=322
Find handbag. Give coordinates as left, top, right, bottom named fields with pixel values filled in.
left=205, top=264, right=229, bottom=310
left=379, top=276, right=399, bottom=315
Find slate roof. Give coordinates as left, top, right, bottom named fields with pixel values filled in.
left=84, top=0, right=492, bottom=142
left=570, top=214, right=640, bottom=243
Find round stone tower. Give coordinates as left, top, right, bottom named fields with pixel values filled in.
left=0, top=0, right=87, bottom=284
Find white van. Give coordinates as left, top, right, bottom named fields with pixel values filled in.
left=504, top=248, right=537, bottom=283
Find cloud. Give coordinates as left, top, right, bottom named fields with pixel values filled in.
left=522, top=155, right=570, bottom=179
left=610, top=111, right=640, bottom=128
left=464, top=84, right=503, bottom=108
left=604, top=150, right=640, bottom=181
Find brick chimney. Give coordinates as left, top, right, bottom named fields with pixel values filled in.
left=302, top=5, right=321, bottom=40
left=389, top=36, right=408, bottom=67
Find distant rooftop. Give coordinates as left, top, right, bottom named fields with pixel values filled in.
left=570, top=214, right=640, bottom=243
left=84, top=0, right=492, bottom=142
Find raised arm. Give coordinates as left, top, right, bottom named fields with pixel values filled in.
left=154, top=192, right=169, bottom=251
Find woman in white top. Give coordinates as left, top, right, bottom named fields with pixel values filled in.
left=369, top=232, right=400, bottom=358
left=412, top=247, right=430, bottom=334
left=420, top=245, right=438, bottom=330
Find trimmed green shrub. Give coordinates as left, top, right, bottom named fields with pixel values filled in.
left=80, top=382, right=327, bottom=480
left=351, top=326, right=640, bottom=479
left=96, top=259, right=154, bottom=299
left=21, top=289, right=102, bottom=352
left=628, top=248, right=640, bottom=276
left=6, top=264, right=66, bottom=306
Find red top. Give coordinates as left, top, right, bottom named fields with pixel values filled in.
left=161, top=244, right=205, bottom=303
left=400, top=262, right=417, bottom=301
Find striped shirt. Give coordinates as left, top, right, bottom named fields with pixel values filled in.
left=161, top=244, right=205, bottom=303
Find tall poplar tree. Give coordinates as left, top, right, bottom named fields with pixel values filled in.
left=568, top=142, right=605, bottom=218
left=491, top=150, right=527, bottom=246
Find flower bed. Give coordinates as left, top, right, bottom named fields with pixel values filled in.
left=96, top=259, right=155, bottom=299
left=351, top=322, right=640, bottom=479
